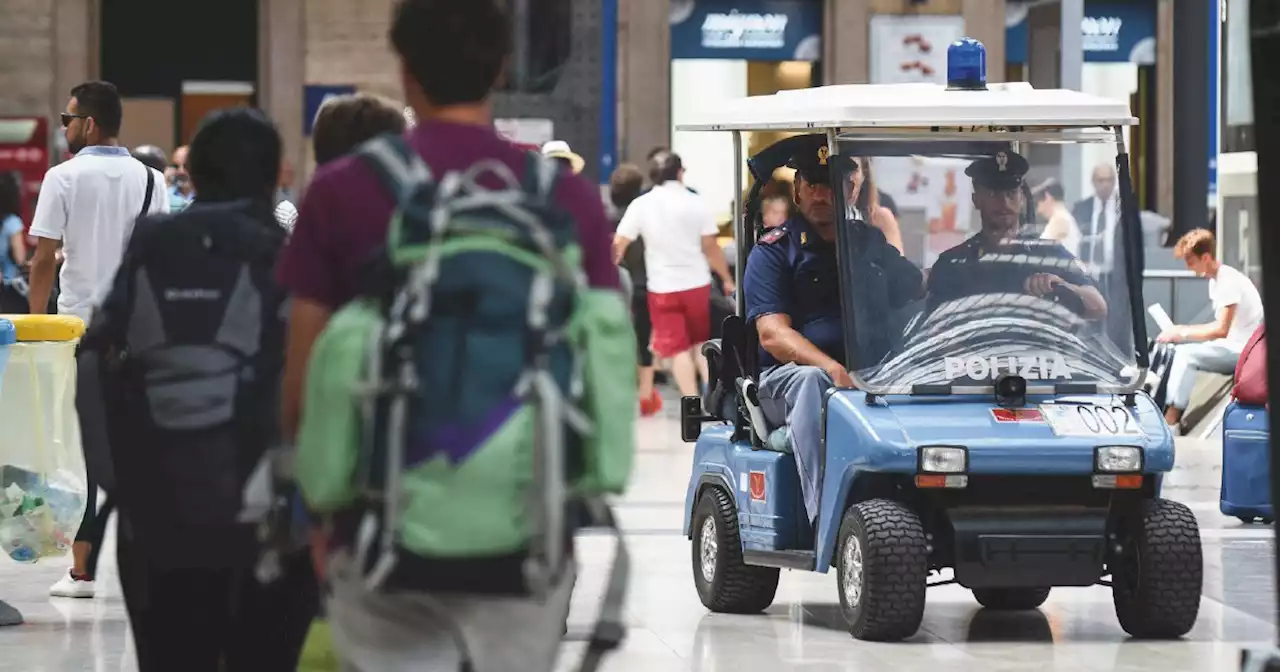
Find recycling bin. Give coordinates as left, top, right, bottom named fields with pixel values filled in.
left=0, top=315, right=88, bottom=563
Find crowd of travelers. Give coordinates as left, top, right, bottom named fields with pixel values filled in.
left=3, top=2, right=637, bottom=670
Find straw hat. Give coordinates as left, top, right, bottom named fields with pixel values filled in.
left=541, top=140, right=585, bottom=175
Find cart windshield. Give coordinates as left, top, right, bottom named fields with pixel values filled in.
left=829, top=136, right=1141, bottom=394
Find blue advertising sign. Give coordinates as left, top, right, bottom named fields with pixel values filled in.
left=600, top=0, right=619, bottom=184
left=1006, top=1, right=1156, bottom=65
left=303, top=84, right=357, bottom=136
left=669, top=0, right=823, bottom=62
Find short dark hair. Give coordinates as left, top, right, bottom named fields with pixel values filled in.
left=187, top=107, right=282, bottom=203
left=69, top=81, right=123, bottom=137
left=646, top=146, right=669, bottom=162
left=131, top=145, right=167, bottom=173
left=656, top=153, right=683, bottom=183
left=1040, top=182, right=1065, bottom=202
left=609, top=164, right=645, bottom=211
left=312, top=94, right=408, bottom=165
left=390, top=0, right=512, bottom=107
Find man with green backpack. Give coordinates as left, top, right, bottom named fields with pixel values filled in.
left=275, top=2, right=636, bottom=671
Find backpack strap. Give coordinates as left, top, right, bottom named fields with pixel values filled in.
left=563, top=500, right=630, bottom=672
left=357, top=133, right=433, bottom=206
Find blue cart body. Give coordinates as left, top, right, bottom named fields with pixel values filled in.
left=683, top=389, right=1174, bottom=574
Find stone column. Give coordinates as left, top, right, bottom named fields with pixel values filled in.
left=260, top=0, right=307, bottom=188
left=823, top=0, right=1005, bottom=85
left=823, top=0, right=869, bottom=84
left=962, top=0, right=1006, bottom=82
left=50, top=0, right=96, bottom=114
left=0, top=0, right=55, bottom=116
left=618, top=0, right=670, bottom=162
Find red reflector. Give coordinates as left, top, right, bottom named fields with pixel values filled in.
left=916, top=475, right=947, bottom=488
left=991, top=408, right=1044, bottom=423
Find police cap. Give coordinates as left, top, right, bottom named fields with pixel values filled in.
left=965, top=150, right=1029, bottom=190
left=787, top=135, right=835, bottom=185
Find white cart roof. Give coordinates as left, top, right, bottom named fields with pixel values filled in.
left=677, top=82, right=1136, bottom=132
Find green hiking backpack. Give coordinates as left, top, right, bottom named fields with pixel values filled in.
left=294, top=134, right=635, bottom=665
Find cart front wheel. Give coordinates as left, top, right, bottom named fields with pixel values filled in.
left=835, top=498, right=928, bottom=641
left=1111, top=498, right=1203, bottom=638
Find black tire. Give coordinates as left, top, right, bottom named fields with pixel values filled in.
left=835, top=499, right=928, bottom=641
left=1111, top=498, right=1203, bottom=638
left=972, top=587, right=1052, bottom=610
left=691, top=488, right=780, bottom=613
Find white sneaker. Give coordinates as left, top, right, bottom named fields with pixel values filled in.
left=48, top=570, right=95, bottom=598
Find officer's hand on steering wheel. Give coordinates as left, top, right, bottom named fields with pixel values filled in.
left=1023, top=272, right=1065, bottom=298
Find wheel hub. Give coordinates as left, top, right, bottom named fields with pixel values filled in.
left=842, top=533, right=864, bottom=607
left=699, top=516, right=718, bottom=583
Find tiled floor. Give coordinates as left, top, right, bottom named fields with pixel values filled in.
left=1, top=406, right=1276, bottom=671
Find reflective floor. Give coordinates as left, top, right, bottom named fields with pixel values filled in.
left=1, top=401, right=1275, bottom=671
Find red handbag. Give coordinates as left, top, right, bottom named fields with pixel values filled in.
left=1233, top=324, right=1268, bottom=406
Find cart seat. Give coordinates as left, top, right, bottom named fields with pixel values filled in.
left=703, top=315, right=790, bottom=450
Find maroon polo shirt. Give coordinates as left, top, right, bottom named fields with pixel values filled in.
left=277, top=119, right=618, bottom=307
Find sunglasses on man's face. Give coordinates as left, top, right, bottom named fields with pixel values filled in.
left=60, top=113, right=90, bottom=128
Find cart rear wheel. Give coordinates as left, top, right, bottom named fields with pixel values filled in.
left=691, top=488, right=779, bottom=613
left=1111, top=498, right=1202, bottom=638
left=972, top=587, right=1051, bottom=610
left=836, top=499, right=928, bottom=641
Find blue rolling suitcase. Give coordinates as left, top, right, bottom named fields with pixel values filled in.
left=1220, top=400, right=1273, bottom=523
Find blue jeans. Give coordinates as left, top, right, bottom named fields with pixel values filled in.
left=1166, top=342, right=1241, bottom=410
left=758, top=364, right=834, bottom=522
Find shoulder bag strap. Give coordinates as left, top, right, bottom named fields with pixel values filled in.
left=138, top=160, right=155, bottom=218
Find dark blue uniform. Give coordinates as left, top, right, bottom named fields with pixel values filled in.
left=744, top=215, right=923, bottom=369
left=741, top=136, right=924, bottom=522
left=926, top=150, right=1098, bottom=315
left=927, top=235, right=1096, bottom=309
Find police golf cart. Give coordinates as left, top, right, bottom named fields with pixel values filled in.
left=679, top=40, right=1201, bottom=642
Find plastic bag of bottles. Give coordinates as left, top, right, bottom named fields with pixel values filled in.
left=0, top=466, right=86, bottom=563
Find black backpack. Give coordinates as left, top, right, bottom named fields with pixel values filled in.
left=83, top=200, right=286, bottom=566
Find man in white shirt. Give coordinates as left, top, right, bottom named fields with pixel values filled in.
left=1158, top=228, right=1264, bottom=426
left=613, top=153, right=734, bottom=397
left=29, top=80, right=169, bottom=323
left=28, top=81, right=167, bottom=601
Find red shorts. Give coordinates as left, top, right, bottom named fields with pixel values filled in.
left=647, top=285, right=711, bottom=359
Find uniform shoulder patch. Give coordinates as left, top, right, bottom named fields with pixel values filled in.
left=758, top=227, right=788, bottom=245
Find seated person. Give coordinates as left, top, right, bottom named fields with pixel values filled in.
left=926, top=151, right=1107, bottom=321
left=1157, top=228, right=1264, bottom=427
left=744, top=138, right=923, bottom=523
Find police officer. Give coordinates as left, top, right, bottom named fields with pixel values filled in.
left=743, top=136, right=922, bottom=522
left=926, top=150, right=1107, bottom=320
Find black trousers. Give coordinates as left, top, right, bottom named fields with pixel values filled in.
left=117, top=521, right=319, bottom=672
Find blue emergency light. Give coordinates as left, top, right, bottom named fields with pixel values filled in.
left=946, top=37, right=988, bottom=91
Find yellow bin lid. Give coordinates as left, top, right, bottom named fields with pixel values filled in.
left=0, top=314, right=86, bottom=341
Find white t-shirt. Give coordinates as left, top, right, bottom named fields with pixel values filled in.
left=615, top=181, right=717, bottom=294
left=1209, top=264, right=1264, bottom=351
left=30, top=146, right=169, bottom=321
